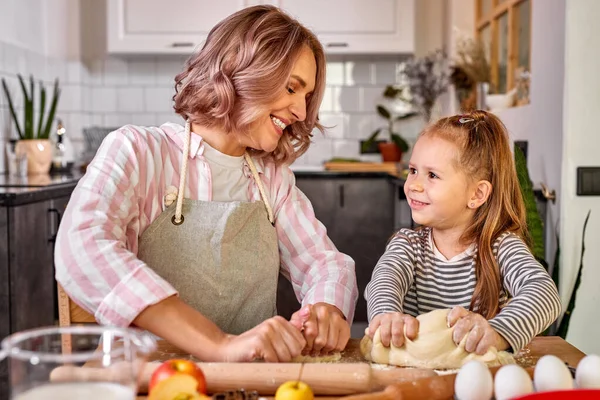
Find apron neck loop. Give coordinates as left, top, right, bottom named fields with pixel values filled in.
left=244, top=153, right=275, bottom=226
left=175, top=120, right=275, bottom=226
left=174, top=119, right=192, bottom=224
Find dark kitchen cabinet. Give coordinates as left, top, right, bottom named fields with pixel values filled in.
left=276, top=172, right=403, bottom=336
left=0, top=174, right=79, bottom=399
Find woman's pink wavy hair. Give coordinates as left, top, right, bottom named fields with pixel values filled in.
left=173, top=5, right=326, bottom=165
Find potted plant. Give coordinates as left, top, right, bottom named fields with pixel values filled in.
left=2, top=74, right=61, bottom=174
left=361, top=85, right=417, bottom=162
left=402, top=49, right=450, bottom=122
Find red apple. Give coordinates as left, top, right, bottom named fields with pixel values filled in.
left=148, top=373, right=209, bottom=400
left=149, top=359, right=207, bottom=395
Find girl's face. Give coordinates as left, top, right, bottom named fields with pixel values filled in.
left=404, top=135, right=476, bottom=231
left=244, top=45, right=316, bottom=153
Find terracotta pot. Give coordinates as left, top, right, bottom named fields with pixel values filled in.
left=378, top=142, right=403, bottom=162
left=15, top=139, right=53, bottom=174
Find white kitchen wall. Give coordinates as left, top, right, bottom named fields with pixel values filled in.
left=560, top=0, right=600, bottom=356
left=1, top=46, right=424, bottom=173
left=81, top=54, right=424, bottom=168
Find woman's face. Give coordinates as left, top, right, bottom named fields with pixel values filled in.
left=245, top=45, right=316, bottom=153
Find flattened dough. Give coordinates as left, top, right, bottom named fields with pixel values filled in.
left=360, top=309, right=515, bottom=369
left=291, top=352, right=342, bottom=363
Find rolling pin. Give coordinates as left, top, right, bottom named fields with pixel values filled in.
left=340, top=365, right=535, bottom=400
left=139, top=362, right=437, bottom=395
left=50, top=363, right=437, bottom=396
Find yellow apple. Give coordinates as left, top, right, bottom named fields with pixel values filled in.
left=275, top=380, right=314, bottom=400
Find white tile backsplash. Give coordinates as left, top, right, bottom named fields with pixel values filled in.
left=374, top=61, right=399, bottom=85
left=61, top=84, right=83, bottom=112
left=334, top=86, right=361, bottom=113
left=92, top=87, right=117, bottom=113
left=362, top=86, right=385, bottom=113
left=347, top=113, right=375, bottom=140
left=319, top=113, right=346, bottom=140
left=0, top=39, right=410, bottom=170
left=325, top=62, right=345, bottom=85
left=144, top=87, right=175, bottom=113
left=345, top=61, right=373, bottom=85
left=128, top=60, right=157, bottom=86
left=103, top=58, right=128, bottom=86
left=117, top=87, right=145, bottom=113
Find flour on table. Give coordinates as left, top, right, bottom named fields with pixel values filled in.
left=360, top=309, right=515, bottom=370
left=291, top=352, right=342, bottom=363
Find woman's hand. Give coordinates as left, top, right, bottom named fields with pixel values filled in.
left=447, top=306, right=509, bottom=355
left=217, top=316, right=306, bottom=362
left=290, top=303, right=350, bottom=356
left=367, top=312, right=419, bottom=348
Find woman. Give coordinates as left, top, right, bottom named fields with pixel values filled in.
left=55, top=5, right=358, bottom=362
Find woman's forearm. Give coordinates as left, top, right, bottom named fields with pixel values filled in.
left=132, top=295, right=227, bottom=361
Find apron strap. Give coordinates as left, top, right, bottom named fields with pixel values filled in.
left=174, top=120, right=275, bottom=226
left=243, top=153, right=275, bottom=225
left=174, top=120, right=192, bottom=225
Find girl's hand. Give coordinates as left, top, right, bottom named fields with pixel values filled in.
left=367, top=312, right=419, bottom=348
left=291, top=303, right=350, bottom=356
left=447, top=306, right=509, bottom=355
left=218, top=316, right=306, bottom=362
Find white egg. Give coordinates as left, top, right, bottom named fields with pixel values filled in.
left=494, top=364, right=534, bottom=400
left=454, top=360, right=493, bottom=400
left=534, top=354, right=574, bottom=392
left=576, top=354, right=600, bottom=389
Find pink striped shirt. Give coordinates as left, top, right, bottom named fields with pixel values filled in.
left=55, top=123, right=358, bottom=327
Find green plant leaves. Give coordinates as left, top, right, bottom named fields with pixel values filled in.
left=376, top=105, right=391, bottom=120
left=514, top=144, right=545, bottom=261
left=361, top=128, right=382, bottom=153
left=1, top=74, right=60, bottom=140
left=391, top=133, right=409, bottom=152
left=1, top=78, right=23, bottom=139
left=556, top=210, right=591, bottom=339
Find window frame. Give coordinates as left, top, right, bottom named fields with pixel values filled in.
left=475, top=0, right=531, bottom=94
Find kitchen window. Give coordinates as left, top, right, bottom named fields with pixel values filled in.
left=476, top=0, right=531, bottom=101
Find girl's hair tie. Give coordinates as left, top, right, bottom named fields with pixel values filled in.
left=459, top=117, right=474, bottom=124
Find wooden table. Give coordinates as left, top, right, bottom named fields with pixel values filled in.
left=137, top=336, right=586, bottom=399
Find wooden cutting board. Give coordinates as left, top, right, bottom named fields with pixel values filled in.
left=323, top=162, right=400, bottom=176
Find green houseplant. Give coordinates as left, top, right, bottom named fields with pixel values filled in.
left=361, top=85, right=417, bottom=162
left=2, top=74, right=61, bottom=174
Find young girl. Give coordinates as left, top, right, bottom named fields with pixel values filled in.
left=365, top=110, right=561, bottom=355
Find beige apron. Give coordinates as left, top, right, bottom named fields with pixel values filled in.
left=137, top=121, right=280, bottom=334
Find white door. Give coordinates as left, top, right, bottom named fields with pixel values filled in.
left=107, top=0, right=251, bottom=54
left=264, top=0, right=415, bottom=54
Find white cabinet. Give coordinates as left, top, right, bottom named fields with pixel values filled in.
left=107, top=0, right=254, bottom=54
left=265, top=0, right=415, bottom=54
left=107, top=0, right=414, bottom=55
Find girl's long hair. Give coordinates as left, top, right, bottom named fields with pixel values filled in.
left=421, top=110, right=529, bottom=319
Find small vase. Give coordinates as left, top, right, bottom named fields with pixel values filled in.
left=378, top=142, right=403, bottom=162
left=15, top=139, right=53, bottom=175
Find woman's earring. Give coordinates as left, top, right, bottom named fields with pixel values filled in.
left=470, top=202, right=475, bottom=208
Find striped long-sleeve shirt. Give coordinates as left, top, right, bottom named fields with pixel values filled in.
left=55, top=123, right=358, bottom=327
left=365, top=227, right=561, bottom=352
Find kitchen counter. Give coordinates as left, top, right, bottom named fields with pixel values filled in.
left=0, top=171, right=83, bottom=206
left=294, top=169, right=405, bottom=182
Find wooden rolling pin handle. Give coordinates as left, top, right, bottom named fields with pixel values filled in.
left=341, top=385, right=403, bottom=400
